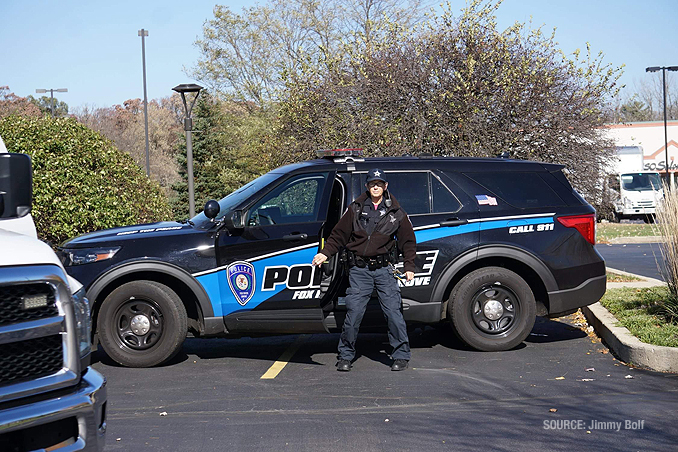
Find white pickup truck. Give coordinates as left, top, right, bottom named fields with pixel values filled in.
left=0, top=136, right=107, bottom=451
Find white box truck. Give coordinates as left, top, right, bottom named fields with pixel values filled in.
left=608, top=146, right=663, bottom=222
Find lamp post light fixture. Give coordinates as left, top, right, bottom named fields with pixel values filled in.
left=35, top=88, right=68, bottom=118
left=139, top=29, right=150, bottom=177
left=646, top=65, right=678, bottom=188
left=172, top=83, right=203, bottom=218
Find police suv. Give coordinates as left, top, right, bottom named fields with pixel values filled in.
left=58, top=150, right=606, bottom=367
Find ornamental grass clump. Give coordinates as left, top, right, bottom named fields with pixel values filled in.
left=654, top=184, right=678, bottom=322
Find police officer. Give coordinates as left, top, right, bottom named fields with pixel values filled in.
left=312, top=169, right=416, bottom=371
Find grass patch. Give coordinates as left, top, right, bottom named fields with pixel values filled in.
left=597, top=223, right=658, bottom=242
left=600, top=287, right=678, bottom=347
left=606, top=272, right=644, bottom=282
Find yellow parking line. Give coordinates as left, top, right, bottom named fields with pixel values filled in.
left=260, top=334, right=309, bottom=379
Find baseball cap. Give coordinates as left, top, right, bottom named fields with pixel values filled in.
left=366, top=168, right=387, bottom=183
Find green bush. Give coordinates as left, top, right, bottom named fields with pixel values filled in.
left=0, top=115, right=172, bottom=245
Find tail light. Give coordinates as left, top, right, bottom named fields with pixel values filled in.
left=557, top=214, right=596, bottom=245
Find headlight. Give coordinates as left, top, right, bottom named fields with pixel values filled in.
left=72, top=285, right=92, bottom=359
left=623, top=197, right=632, bottom=208
left=59, top=246, right=121, bottom=266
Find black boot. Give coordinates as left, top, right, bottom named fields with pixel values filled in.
left=391, top=359, right=408, bottom=371
left=336, top=359, right=352, bottom=372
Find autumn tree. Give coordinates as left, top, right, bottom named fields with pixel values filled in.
left=191, top=0, right=429, bottom=106
left=75, top=97, right=183, bottom=196
left=0, top=86, right=42, bottom=118
left=275, top=0, right=623, bottom=208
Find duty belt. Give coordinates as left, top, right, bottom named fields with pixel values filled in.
left=353, top=253, right=390, bottom=271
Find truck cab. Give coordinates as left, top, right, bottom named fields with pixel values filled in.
left=0, top=140, right=107, bottom=451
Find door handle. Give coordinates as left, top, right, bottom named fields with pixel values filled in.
left=439, top=218, right=468, bottom=227
left=283, top=233, right=308, bottom=241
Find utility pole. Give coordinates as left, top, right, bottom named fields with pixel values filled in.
left=139, top=29, right=151, bottom=177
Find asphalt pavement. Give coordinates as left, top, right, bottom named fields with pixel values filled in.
left=93, top=315, right=678, bottom=452
left=596, top=243, right=666, bottom=281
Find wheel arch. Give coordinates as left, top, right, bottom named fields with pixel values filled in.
left=87, top=260, right=215, bottom=337
left=434, top=245, right=558, bottom=320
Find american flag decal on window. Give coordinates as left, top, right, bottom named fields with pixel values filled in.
left=475, top=194, right=498, bottom=206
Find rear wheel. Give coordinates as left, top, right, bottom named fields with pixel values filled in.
left=448, top=267, right=536, bottom=351
left=98, top=280, right=187, bottom=367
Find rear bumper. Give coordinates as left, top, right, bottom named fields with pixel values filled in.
left=547, top=274, right=607, bottom=317
left=0, top=368, right=107, bottom=451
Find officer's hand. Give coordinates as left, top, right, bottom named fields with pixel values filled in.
left=312, top=253, right=328, bottom=267
left=405, top=271, right=414, bottom=282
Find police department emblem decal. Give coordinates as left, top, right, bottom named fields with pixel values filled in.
left=227, top=261, right=255, bottom=306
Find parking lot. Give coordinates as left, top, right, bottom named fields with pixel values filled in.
left=93, top=314, right=678, bottom=452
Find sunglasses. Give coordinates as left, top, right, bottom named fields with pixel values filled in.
left=367, top=181, right=386, bottom=188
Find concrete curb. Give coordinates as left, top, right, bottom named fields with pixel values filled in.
left=605, top=267, right=666, bottom=289
left=581, top=268, right=678, bottom=373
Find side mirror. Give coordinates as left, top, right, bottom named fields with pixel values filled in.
left=0, top=153, right=32, bottom=219
left=204, top=200, right=220, bottom=220
left=223, top=210, right=245, bottom=230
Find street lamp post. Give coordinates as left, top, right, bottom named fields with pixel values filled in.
left=35, top=88, right=68, bottom=118
left=646, top=66, right=678, bottom=188
left=172, top=83, right=203, bottom=218
left=139, top=29, right=150, bottom=177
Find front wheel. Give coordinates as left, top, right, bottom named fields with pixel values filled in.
left=448, top=267, right=536, bottom=351
left=97, top=280, right=187, bottom=367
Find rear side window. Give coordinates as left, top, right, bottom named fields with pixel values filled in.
left=465, top=171, right=565, bottom=208
left=431, top=176, right=462, bottom=213
left=358, top=171, right=462, bottom=214
left=360, top=172, right=430, bottom=214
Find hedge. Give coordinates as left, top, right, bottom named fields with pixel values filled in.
left=0, top=115, right=173, bottom=245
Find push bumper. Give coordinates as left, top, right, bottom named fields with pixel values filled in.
left=547, top=274, right=607, bottom=317
left=0, top=368, right=107, bottom=451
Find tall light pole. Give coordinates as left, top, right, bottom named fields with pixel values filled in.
left=172, top=83, right=203, bottom=218
left=35, top=88, right=68, bottom=118
left=139, top=29, right=150, bottom=177
left=646, top=66, right=678, bottom=188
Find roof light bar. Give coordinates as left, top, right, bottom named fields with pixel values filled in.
left=316, top=148, right=364, bottom=159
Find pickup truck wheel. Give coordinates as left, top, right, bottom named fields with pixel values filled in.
left=448, top=267, right=535, bottom=351
left=98, top=280, right=187, bottom=367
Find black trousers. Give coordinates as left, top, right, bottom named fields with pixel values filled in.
left=338, top=265, right=411, bottom=361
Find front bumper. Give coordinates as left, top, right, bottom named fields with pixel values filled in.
left=547, top=274, right=607, bottom=317
left=619, top=206, right=656, bottom=216
left=0, top=368, right=107, bottom=451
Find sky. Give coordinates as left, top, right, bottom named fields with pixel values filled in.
left=2, top=0, right=677, bottom=112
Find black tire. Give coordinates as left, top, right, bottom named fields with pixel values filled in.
left=97, top=280, right=187, bottom=367
left=612, top=211, right=621, bottom=223
left=643, top=214, right=655, bottom=224
left=448, top=267, right=536, bottom=351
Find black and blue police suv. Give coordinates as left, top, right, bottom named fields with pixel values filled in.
left=58, top=150, right=606, bottom=367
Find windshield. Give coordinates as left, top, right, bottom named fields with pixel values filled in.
left=190, top=172, right=284, bottom=228
left=620, top=173, right=663, bottom=192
